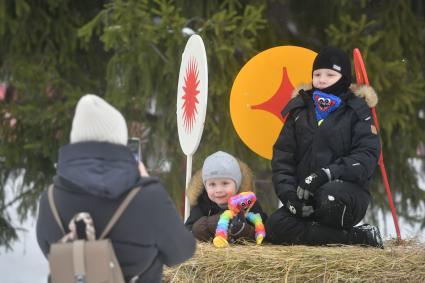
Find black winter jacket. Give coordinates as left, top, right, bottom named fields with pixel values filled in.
left=272, top=84, right=381, bottom=204
left=185, top=190, right=266, bottom=231
left=36, top=142, right=195, bottom=283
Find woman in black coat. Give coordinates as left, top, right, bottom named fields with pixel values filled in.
left=266, top=47, right=383, bottom=248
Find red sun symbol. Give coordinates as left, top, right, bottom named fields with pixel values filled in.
left=182, top=57, right=200, bottom=132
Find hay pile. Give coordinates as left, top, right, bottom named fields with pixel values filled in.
left=164, top=240, right=425, bottom=282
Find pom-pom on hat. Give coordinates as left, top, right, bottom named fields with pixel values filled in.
left=70, top=94, right=128, bottom=145
left=202, top=151, right=242, bottom=190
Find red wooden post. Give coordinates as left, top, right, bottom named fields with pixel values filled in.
left=353, top=48, right=402, bottom=241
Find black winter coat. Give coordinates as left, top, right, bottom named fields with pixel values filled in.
left=272, top=85, right=381, bottom=204
left=185, top=190, right=266, bottom=231
left=36, top=142, right=195, bottom=283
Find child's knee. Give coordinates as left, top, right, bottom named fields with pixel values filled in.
left=265, top=208, right=306, bottom=244
left=314, top=195, right=354, bottom=229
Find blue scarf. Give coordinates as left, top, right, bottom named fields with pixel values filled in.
left=312, top=90, right=341, bottom=125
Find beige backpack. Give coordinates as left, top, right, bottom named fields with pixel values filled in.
left=47, top=185, right=140, bottom=283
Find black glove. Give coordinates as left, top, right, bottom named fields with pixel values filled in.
left=297, top=168, right=330, bottom=200
left=285, top=192, right=314, bottom=218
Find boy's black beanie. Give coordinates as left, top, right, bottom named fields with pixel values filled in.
left=312, top=47, right=352, bottom=93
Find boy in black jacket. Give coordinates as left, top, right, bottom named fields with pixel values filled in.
left=266, top=47, right=383, bottom=248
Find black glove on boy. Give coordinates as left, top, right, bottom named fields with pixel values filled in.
left=296, top=168, right=330, bottom=200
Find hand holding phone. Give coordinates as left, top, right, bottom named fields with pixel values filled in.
left=127, top=137, right=141, bottom=162
left=128, top=137, right=149, bottom=177
left=138, top=162, right=149, bottom=177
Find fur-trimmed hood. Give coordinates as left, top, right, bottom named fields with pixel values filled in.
left=187, top=160, right=255, bottom=207
left=291, top=83, right=378, bottom=108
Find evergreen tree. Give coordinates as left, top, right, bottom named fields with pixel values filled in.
left=0, top=0, right=109, bottom=249
left=325, top=0, right=425, bottom=228
left=0, top=0, right=266, bottom=248
left=77, top=0, right=266, bottom=206
left=265, top=0, right=425, bottom=230
left=0, top=0, right=424, bottom=248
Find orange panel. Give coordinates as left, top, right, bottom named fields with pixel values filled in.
left=230, top=46, right=316, bottom=159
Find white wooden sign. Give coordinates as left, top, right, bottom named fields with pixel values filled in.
left=176, top=34, right=208, bottom=220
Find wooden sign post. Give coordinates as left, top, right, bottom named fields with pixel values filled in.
left=177, top=34, right=208, bottom=221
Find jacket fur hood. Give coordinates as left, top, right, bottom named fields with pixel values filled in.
left=291, top=83, right=378, bottom=108
left=187, top=160, right=256, bottom=207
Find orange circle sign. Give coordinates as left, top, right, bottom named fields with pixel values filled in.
left=230, top=46, right=317, bottom=160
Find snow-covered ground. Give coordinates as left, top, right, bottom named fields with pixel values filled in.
left=0, top=174, right=48, bottom=283
left=0, top=216, right=48, bottom=283
left=0, top=160, right=424, bottom=283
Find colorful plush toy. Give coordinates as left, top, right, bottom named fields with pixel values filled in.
left=213, top=191, right=266, bottom=248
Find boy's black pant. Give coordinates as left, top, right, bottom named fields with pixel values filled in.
left=266, top=180, right=370, bottom=245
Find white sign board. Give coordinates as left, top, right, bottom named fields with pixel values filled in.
left=176, top=34, right=208, bottom=155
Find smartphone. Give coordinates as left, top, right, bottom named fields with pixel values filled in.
left=127, top=137, right=141, bottom=162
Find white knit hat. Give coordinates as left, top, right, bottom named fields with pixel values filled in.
left=70, top=94, right=128, bottom=145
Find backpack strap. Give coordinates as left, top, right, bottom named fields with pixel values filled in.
left=47, top=185, right=66, bottom=235
left=73, top=240, right=86, bottom=281
left=99, top=187, right=141, bottom=240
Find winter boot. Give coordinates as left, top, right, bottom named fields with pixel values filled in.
left=348, top=224, right=384, bottom=248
